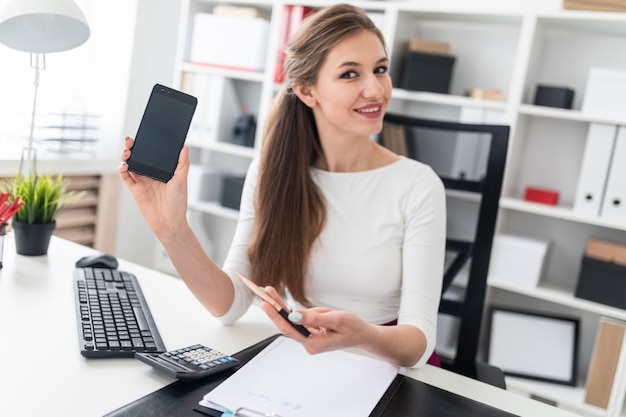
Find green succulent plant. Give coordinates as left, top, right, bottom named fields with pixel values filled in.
left=1, top=174, right=84, bottom=224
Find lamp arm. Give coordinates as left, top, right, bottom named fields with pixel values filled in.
left=19, top=53, right=45, bottom=177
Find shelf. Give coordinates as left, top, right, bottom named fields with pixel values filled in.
left=506, top=376, right=606, bottom=417
left=519, top=104, right=626, bottom=126
left=447, top=189, right=482, bottom=203
left=392, top=88, right=509, bottom=112
left=185, top=139, right=257, bottom=158
left=210, top=142, right=256, bottom=157
left=500, top=197, right=626, bottom=232
left=188, top=200, right=240, bottom=221
left=489, top=280, right=626, bottom=321
left=537, top=10, right=626, bottom=35
left=394, top=7, right=523, bottom=24
left=180, top=62, right=266, bottom=83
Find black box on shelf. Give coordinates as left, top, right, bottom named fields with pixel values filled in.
left=575, top=256, right=626, bottom=310
left=533, top=85, right=575, bottom=109
left=400, top=52, right=455, bottom=94
left=230, top=114, right=256, bottom=148
left=220, top=175, right=246, bottom=210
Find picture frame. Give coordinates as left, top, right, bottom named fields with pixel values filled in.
left=486, top=307, right=579, bottom=386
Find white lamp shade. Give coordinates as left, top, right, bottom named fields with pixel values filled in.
left=0, top=0, right=90, bottom=53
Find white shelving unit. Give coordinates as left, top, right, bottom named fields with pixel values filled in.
left=488, top=9, right=626, bottom=417
left=165, top=2, right=626, bottom=415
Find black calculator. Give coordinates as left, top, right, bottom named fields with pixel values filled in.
left=135, top=344, right=240, bottom=380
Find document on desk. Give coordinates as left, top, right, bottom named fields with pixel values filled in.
left=199, top=335, right=400, bottom=417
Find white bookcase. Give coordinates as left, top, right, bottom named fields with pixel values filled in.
left=163, top=1, right=626, bottom=415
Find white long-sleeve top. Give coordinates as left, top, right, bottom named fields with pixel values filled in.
left=219, top=156, right=446, bottom=368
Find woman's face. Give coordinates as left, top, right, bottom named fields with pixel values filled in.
left=298, top=30, right=392, bottom=142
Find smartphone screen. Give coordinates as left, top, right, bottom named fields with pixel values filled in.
left=127, top=84, right=197, bottom=182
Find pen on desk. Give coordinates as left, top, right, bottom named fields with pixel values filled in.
left=237, top=273, right=311, bottom=337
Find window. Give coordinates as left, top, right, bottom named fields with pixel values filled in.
left=0, top=0, right=137, bottom=160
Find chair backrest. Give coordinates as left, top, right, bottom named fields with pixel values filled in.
left=382, top=113, right=509, bottom=379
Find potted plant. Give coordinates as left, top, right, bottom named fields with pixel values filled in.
left=1, top=174, right=83, bottom=256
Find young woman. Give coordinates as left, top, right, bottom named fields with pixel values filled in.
left=119, top=3, right=446, bottom=368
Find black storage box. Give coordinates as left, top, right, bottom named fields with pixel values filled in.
left=220, top=175, right=246, bottom=210
left=230, top=114, right=256, bottom=148
left=575, top=256, right=626, bottom=309
left=533, top=85, right=575, bottom=109
left=400, top=52, right=455, bottom=94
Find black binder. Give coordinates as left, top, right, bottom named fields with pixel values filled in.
left=105, top=334, right=518, bottom=417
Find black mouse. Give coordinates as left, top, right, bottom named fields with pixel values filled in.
left=75, top=253, right=119, bottom=269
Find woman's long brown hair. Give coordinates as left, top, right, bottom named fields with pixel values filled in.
left=247, top=4, right=386, bottom=305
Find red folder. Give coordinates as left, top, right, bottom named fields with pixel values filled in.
left=274, top=5, right=314, bottom=84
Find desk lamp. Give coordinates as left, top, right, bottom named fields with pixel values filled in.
left=0, top=0, right=90, bottom=176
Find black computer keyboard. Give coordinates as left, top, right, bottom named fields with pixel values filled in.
left=73, top=267, right=166, bottom=358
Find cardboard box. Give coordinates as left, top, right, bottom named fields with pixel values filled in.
left=400, top=52, right=455, bottom=94
left=190, top=13, right=270, bottom=71
left=408, top=38, right=450, bottom=55
left=586, top=238, right=626, bottom=266
left=464, top=88, right=504, bottom=101
left=534, top=85, right=574, bottom=109
left=563, top=0, right=626, bottom=12
left=212, top=5, right=269, bottom=18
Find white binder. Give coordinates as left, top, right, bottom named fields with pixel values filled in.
left=185, top=73, right=240, bottom=146
left=601, top=126, right=626, bottom=223
left=573, top=123, right=617, bottom=217
left=452, top=107, right=504, bottom=181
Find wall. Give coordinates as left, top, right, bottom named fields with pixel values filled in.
left=115, top=0, right=183, bottom=267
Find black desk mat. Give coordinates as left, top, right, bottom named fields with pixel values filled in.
left=105, top=334, right=518, bottom=417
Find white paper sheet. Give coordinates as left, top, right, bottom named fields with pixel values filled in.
left=200, top=336, right=400, bottom=417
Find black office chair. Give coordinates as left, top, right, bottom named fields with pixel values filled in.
left=381, top=113, right=509, bottom=388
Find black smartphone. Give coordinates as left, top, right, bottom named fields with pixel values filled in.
left=127, top=83, right=197, bottom=182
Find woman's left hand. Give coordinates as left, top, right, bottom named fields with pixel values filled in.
left=259, top=286, right=426, bottom=367
left=259, top=287, right=369, bottom=354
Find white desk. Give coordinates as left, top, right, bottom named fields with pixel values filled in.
left=0, top=235, right=580, bottom=417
